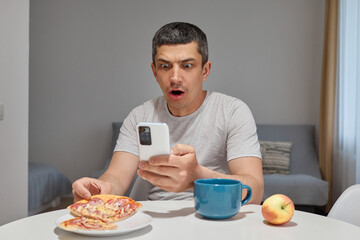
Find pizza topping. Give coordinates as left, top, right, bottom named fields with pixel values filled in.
left=68, top=195, right=142, bottom=223
left=60, top=217, right=117, bottom=231
left=60, top=195, right=142, bottom=231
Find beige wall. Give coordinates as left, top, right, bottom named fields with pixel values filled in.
left=29, top=0, right=325, bottom=181
left=0, top=0, right=29, bottom=225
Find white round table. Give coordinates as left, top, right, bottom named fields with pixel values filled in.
left=1, top=200, right=359, bottom=239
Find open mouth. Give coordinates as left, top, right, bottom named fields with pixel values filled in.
left=171, top=90, right=184, bottom=95
left=169, top=90, right=185, bottom=99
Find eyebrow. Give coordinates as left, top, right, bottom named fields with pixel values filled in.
left=157, top=58, right=170, bottom=63
left=157, top=58, right=196, bottom=63
left=180, top=58, right=196, bottom=63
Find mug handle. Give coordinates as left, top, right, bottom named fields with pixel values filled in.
left=241, top=184, right=252, bottom=206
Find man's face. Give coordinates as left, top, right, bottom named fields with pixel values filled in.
left=151, top=42, right=211, bottom=117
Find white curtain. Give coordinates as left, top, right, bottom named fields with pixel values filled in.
left=333, top=0, right=360, bottom=201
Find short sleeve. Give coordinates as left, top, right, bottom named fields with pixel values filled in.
left=113, top=106, right=143, bottom=156
left=226, top=100, right=262, bottom=161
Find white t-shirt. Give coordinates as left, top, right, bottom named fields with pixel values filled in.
left=114, top=91, right=261, bottom=200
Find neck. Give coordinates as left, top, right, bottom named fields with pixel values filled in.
left=167, top=90, right=207, bottom=117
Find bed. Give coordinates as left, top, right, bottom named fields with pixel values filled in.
left=28, top=162, right=72, bottom=216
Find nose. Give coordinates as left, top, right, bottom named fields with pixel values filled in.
left=170, top=65, right=182, bottom=85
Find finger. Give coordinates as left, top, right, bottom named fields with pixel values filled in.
left=147, top=155, right=172, bottom=166
left=137, top=169, right=175, bottom=190
left=72, top=180, right=92, bottom=200
left=89, top=181, right=102, bottom=196
left=171, top=144, right=195, bottom=156
left=72, top=190, right=83, bottom=202
left=137, top=169, right=188, bottom=193
left=139, top=161, right=178, bottom=177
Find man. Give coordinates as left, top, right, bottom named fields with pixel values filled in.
left=72, top=22, right=264, bottom=204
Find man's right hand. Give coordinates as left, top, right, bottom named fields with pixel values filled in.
left=72, top=177, right=112, bottom=202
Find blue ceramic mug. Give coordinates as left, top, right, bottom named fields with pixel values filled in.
left=194, top=178, right=252, bottom=219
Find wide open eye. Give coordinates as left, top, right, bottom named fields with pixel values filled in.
left=160, top=63, right=170, bottom=69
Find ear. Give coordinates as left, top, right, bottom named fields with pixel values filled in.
left=201, top=61, right=211, bottom=82
left=151, top=62, right=157, bottom=78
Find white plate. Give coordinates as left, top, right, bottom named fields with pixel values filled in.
left=55, top=212, right=152, bottom=237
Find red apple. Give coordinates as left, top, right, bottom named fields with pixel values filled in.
left=261, top=194, right=295, bottom=225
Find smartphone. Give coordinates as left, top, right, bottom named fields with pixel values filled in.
left=136, top=122, right=170, bottom=161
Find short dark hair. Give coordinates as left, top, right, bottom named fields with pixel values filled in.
left=152, top=22, right=208, bottom=66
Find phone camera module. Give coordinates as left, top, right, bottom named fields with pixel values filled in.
left=139, top=126, right=152, bottom=145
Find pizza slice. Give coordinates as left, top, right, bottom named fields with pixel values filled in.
left=67, top=194, right=142, bottom=223
left=60, top=217, right=117, bottom=231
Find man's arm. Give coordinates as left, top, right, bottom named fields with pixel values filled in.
left=138, top=144, right=264, bottom=204
left=99, top=151, right=139, bottom=194
left=72, top=151, right=139, bottom=202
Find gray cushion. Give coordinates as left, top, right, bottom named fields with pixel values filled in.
left=260, top=140, right=292, bottom=175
